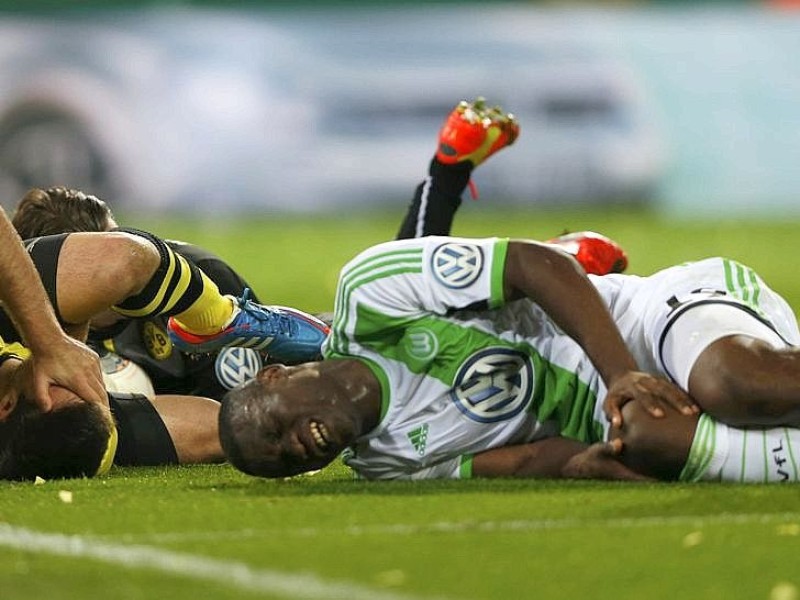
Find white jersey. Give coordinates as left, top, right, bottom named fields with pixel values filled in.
left=323, top=237, right=799, bottom=480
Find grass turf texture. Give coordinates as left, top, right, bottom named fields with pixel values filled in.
left=3, top=206, right=800, bottom=600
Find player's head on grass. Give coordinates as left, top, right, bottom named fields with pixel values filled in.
left=0, top=391, right=116, bottom=481
left=219, top=361, right=380, bottom=478
left=12, top=186, right=117, bottom=238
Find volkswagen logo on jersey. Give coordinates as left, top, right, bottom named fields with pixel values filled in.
left=450, top=347, right=533, bottom=423
left=214, top=347, right=263, bottom=390
left=431, top=242, right=483, bottom=289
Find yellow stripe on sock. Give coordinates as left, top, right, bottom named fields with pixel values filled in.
left=172, top=270, right=235, bottom=335
left=160, top=253, right=194, bottom=314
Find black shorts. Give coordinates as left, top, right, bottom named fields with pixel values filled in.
left=0, top=234, right=67, bottom=343
left=109, top=393, right=178, bottom=466
left=23, top=233, right=66, bottom=320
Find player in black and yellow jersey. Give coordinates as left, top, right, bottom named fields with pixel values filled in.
left=0, top=206, right=327, bottom=480
left=12, top=187, right=327, bottom=400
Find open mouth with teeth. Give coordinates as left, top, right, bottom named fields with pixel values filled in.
left=309, top=420, right=331, bottom=452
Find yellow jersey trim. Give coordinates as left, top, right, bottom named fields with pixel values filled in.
left=95, top=425, right=118, bottom=476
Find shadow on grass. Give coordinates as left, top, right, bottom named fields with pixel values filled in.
left=200, top=468, right=665, bottom=498
left=110, top=463, right=800, bottom=517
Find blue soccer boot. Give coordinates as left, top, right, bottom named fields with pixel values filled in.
left=168, top=289, right=329, bottom=363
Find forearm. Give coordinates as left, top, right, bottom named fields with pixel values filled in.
left=150, top=395, right=224, bottom=464
left=472, top=437, right=652, bottom=481
left=472, top=437, right=589, bottom=478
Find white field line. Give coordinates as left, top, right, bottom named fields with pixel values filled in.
left=108, top=511, right=800, bottom=545
left=0, top=524, right=451, bottom=600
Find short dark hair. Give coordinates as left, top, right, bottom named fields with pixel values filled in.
left=219, top=383, right=266, bottom=476
left=219, top=386, right=251, bottom=474
left=0, top=401, right=113, bottom=480
left=12, top=187, right=115, bottom=239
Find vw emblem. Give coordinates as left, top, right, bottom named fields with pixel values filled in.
left=451, top=348, right=533, bottom=423
left=215, top=347, right=263, bottom=390
left=431, top=242, right=483, bottom=289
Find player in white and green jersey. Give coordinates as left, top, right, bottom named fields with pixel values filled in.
left=326, top=235, right=627, bottom=479
left=218, top=232, right=693, bottom=482
left=219, top=231, right=800, bottom=483
left=345, top=235, right=800, bottom=481
left=219, top=98, right=800, bottom=485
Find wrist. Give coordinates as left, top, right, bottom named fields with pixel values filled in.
left=601, top=360, right=639, bottom=387
left=26, top=330, right=73, bottom=357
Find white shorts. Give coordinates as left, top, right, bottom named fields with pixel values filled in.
left=591, top=257, right=800, bottom=441
left=643, top=258, right=800, bottom=388
left=660, top=301, right=789, bottom=389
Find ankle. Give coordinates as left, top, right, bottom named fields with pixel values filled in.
left=428, top=159, right=473, bottom=196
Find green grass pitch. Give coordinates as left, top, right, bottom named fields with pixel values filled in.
left=2, top=206, right=800, bottom=600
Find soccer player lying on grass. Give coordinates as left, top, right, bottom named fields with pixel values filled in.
left=220, top=244, right=800, bottom=483
left=11, top=187, right=319, bottom=401
left=0, top=227, right=328, bottom=480
left=0, top=342, right=220, bottom=480
left=4, top=228, right=327, bottom=363
left=218, top=98, right=800, bottom=484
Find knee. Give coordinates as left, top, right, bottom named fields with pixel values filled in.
left=97, top=232, right=161, bottom=296
left=616, top=402, right=694, bottom=480
left=618, top=403, right=661, bottom=460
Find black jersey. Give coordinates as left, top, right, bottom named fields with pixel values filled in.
left=0, top=234, right=264, bottom=401
left=90, top=239, right=264, bottom=400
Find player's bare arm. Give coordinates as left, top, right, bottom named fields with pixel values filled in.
left=502, top=240, right=696, bottom=422
left=0, top=208, right=105, bottom=410
left=471, top=437, right=652, bottom=481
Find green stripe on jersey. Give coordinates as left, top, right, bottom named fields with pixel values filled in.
left=531, top=358, right=603, bottom=443
left=488, top=238, right=509, bottom=309
left=330, top=239, right=508, bottom=356
left=351, top=304, right=601, bottom=443
left=355, top=356, right=391, bottom=425
left=351, top=306, right=492, bottom=381
left=459, top=455, right=474, bottom=479
left=331, top=247, right=423, bottom=355
left=722, top=258, right=764, bottom=316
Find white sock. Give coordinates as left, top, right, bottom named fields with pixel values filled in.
left=680, top=414, right=800, bottom=483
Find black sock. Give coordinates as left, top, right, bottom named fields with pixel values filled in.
left=396, top=159, right=472, bottom=239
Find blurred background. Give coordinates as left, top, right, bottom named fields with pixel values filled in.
left=0, top=0, right=798, bottom=219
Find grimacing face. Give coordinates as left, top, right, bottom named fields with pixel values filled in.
left=231, top=364, right=363, bottom=478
